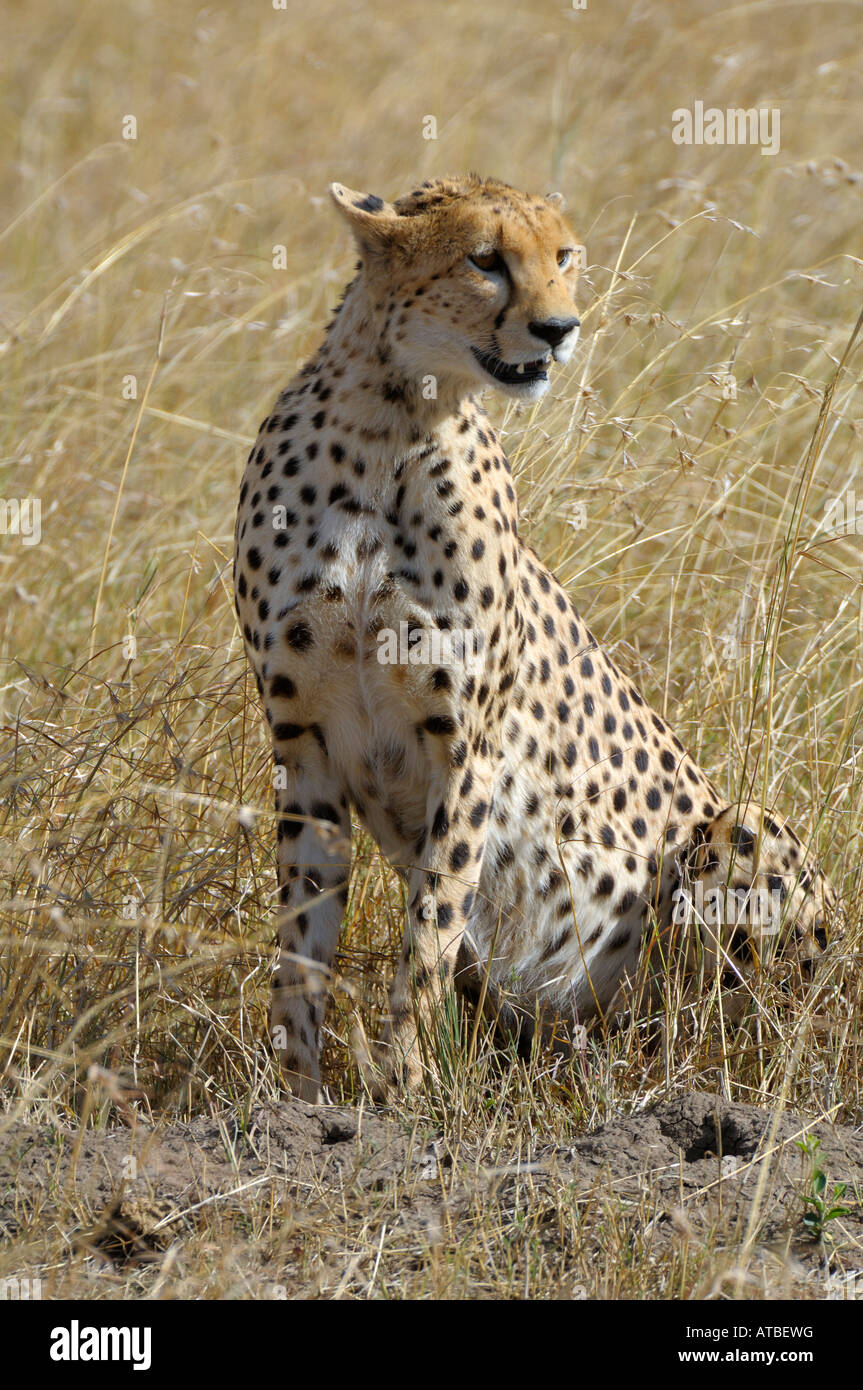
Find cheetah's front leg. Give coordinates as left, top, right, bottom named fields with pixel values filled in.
left=271, top=756, right=352, bottom=1102
left=377, top=766, right=494, bottom=1095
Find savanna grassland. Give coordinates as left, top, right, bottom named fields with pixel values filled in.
left=1, top=0, right=862, bottom=1300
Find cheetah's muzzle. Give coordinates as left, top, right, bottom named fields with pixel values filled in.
left=470, top=347, right=550, bottom=386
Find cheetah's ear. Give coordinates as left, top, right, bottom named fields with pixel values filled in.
left=329, top=182, right=406, bottom=253
left=546, top=190, right=566, bottom=210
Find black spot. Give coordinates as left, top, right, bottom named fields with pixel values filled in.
left=424, top=715, right=456, bottom=736
left=731, top=824, right=756, bottom=856
left=495, top=843, right=515, bottom=871
left=286, top=623, right=314, bottom=651
left=767, top=873, right=787, bottom=900
left=281, top=802, right=304, bottom=839
left=273, top=722, right=305, bottom=740
left=449, top=841, right=469, bottom=871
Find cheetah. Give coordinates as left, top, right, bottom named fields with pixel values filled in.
left=233, top=175, right=841, bottom=1101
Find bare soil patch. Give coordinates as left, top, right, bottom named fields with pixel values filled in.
left=2, top=1092, right=860, bottom=1294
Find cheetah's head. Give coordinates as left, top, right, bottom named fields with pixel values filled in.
left=329, top=175, right=581, bottom=402
left=678, top=805, right=844, bottom=1011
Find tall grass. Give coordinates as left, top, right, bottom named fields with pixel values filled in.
left=1, top=0, right=861, bottom=1296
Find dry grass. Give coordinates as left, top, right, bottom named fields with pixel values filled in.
left=1, top=0, right=862, bottom=1299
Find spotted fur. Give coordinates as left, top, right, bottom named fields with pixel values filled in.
left=233, top=175, right=840, bottom=1100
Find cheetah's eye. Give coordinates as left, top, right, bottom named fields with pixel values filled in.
left=468, top=249, right=505, bottom=275
left=557, top=248, right=573, bottom=270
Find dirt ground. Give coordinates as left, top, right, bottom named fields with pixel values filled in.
left=2, top=1091, right=861, bottom=1299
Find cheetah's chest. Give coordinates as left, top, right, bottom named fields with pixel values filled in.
left=259, top=521, right=463, bottom=855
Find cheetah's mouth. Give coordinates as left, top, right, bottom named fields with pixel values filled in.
left=471, top=348, right=550, bottom=387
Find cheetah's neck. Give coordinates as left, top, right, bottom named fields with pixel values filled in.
left=296, top=273, right=484, bottom=473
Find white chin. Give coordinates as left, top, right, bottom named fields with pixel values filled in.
left=553, top=333, right=579, bottom=365
left=489, top=374, right=551, bottom=401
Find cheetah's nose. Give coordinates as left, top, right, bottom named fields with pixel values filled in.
left=528, top=316, right=580, bottom=349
